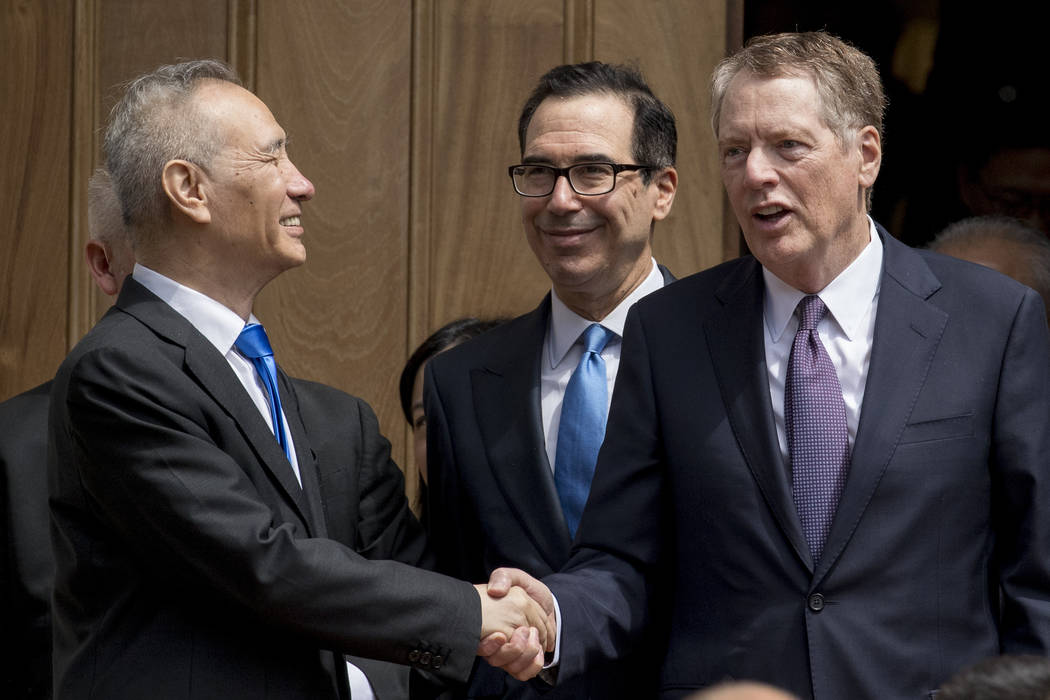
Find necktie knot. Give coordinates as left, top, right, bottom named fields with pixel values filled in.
left=580, top=323, right=614, bottom=355
left=235, top=322, right=275, bottom=360
left=234, top=322, right=291, bottom=464
left=797, top=295, right=827, bottom=332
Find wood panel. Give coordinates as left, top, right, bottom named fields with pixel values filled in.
left=595, top=0, right=732, bottom=276
left=0, top=2, right=73, bottom=399
left=80, top=0, right=231, bottom=334
left=423, top=0, right=566, bottom=329
left=253, top=0, right=415, bottom=477
left=1, top=0, right=739, bottom=506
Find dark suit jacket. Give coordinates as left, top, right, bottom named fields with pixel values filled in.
left=545, top=226, right=1050, bottom=699
left=1, top=382, right=53, bottom=700
left=424, top=265, right=675, bottom=699
left=48, top=278, right=480, bottom=699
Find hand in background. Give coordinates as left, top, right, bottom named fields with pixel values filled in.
left=475, top=568, right=557, bottom=680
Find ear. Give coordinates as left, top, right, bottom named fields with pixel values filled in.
left=857, top=126, right=881, bottom=189
left=84, top=240, right=121, bottom=296
left=162, top=159, right=211, bottom=224
left=650, top=166, right=678, bottom=222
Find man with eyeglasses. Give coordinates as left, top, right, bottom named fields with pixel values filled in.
left=423, top=61, right=678, bottom=699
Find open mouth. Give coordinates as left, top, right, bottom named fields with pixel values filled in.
left=279, top=215, right=301, bottom=227
left=754, top=205, right=789, bottom=223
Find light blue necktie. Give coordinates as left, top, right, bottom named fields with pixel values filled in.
left=554, top=323, right=614, bottom=537
left=235, top=322, right=292, bottom=462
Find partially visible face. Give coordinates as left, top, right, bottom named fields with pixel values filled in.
left=411, top=362, right=428, bottom=484
left=717, top=72, right=880, bottom=291
left=937, top=238, right=1038, bottom=289
left=520, top=93, right=675, bottom=305
left=195, top=81, right=315, bottom=281
left=961, top=147, right=1050, bottom=234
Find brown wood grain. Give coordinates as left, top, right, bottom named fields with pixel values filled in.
left=0, top=1, right=73, bottom=399
left=595, top=0, right=733, bottom=277
left=2, top=0, right=738, bottom=508
left=253, top=0, right=415, bottom=479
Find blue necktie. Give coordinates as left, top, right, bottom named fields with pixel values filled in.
left=555, top=323, right=614, bottom=537
left=235, top=322, right=292, bottom=462
left=785, top=295, right=851, bottom=563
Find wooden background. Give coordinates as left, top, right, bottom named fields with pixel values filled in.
left=1, top=0, right=740, bottom=507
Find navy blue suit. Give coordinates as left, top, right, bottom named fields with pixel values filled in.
left=425, top=266, right=675, bottom=699
left=547, top=227, right=1050, bottom=699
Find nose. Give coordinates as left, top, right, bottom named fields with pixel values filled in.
left=286, top=160, right=315, bottom=201
left=546, top=172, right=583, bottom=214
left=744, top=148, right=779, bottom=189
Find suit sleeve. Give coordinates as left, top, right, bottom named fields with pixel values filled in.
left=544, top=305, right=669, bottom=680
left=53, top=345, right=481, bottom=682
left=994, top=288, right=1050, bottom=650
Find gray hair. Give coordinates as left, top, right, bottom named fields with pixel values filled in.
left=710, top=32, right=885, bottom=210
left=930, top=215, right=1050, bottom=305
left=87, top=167, right=132, bottom=250
left=103, top=59, right=241, bottom=246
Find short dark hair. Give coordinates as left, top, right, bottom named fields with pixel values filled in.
left=517, top=61, right=676, bottom=182
left=399, top=317, right=506, bottom=424
left=938, top=654, right=1050, bottom=699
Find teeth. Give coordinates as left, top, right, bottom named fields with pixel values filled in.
left=756, top=206, right=782, bottom=216
left=280, top=215, right=301, bottom=226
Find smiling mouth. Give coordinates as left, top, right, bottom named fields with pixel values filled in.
left=280, top=215, right=301, bottom=226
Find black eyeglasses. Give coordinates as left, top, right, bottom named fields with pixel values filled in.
left=508, top=162, right=653, bottom=197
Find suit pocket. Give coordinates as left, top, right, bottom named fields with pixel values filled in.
left=900, top=413, right=974, bottom=444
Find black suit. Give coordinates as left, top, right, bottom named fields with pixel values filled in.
left=48, top=278, right=480, bottom=699
left=546, top=227, right=1050, bottom=698
left=1, top=382, right=53, bottom=700
left=424, top=265, right=674, bottom=699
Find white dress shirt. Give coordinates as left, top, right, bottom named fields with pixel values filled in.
left=132, top=264, right=302, bottom=483
left=131, top=264, right=375, bottom=699
left=541, top=258, right=666, bottom=472
left=762, top=218, right=883, bottom=464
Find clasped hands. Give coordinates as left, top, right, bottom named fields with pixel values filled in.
left=474, top=567, right=555, bottom=680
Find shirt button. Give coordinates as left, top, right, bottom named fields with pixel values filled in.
left=808, top=593, right=825, bottom=612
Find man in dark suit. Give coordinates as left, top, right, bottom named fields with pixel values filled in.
left=487, top=32, right=1050, bottom=698
left=2, top=169, right=437, bottom=700
left=424, top=62, right=678, bottom=698
left=48, top=60, right=552, bottom=700
left=1, top=168, right=133, bottom=700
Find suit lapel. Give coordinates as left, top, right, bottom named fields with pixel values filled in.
left=471, top=298, right=572, bottom=570
left=815, top=230, right=947, bottom=583
left=706, top=260, right=813, bottom=569
left=279, top=372, right=329, bottom=538
left=117, top=279, right=318, bottom=535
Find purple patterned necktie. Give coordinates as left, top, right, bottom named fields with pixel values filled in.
left=785, top=295, right=851, bottom=563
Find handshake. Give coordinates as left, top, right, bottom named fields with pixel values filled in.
left=474, top=568, right=555, bottom=681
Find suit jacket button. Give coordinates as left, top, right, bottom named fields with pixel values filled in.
left=420, top=651, right=432, bottom=666
left=432, top=655, right=443, bottom=669
left=808, top=593, right=825, bottom=612
left=408, top=649, right=421, bottom=663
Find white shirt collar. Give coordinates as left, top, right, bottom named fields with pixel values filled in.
left=132, top=263, right=257, bottom=356
left=548, top=258, right=663, bottom=369
left=763, top=217, right=883, bottom=343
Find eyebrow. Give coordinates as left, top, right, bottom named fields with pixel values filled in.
left=263, top=137, right=286, bottom=155
left=522, top=153, right=614, bottom=165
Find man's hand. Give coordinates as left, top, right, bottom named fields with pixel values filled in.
left=475, top=568, right=557, bottom=681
